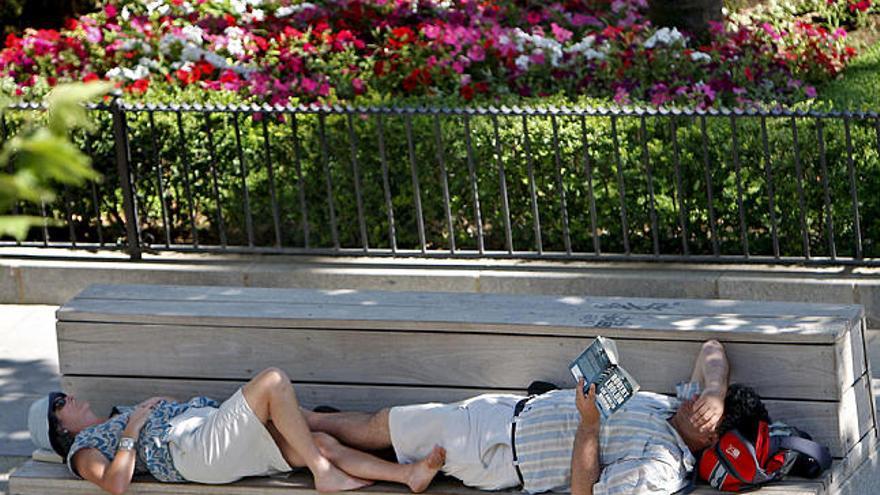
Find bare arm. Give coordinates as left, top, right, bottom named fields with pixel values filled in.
left=74, top=447, right=137, bottom=495
left=689, top=340, right=730, bottom=432
left=571, top=380, right=601, bottom=495
left=73, top=397, right=163, bottom=495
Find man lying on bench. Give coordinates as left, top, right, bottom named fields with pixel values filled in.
left=29, top=339, right=767, bottom=495
left=304, top=339, right=769, bottom=495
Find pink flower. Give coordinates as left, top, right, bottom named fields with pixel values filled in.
left=300, top=76, right=318, bottom=93
left=526, top=12, right=542, bottom=25
left=571, top=14, right=602, bottom=27
left=529, top=52, right=545, bottom=65
left=466, top=44, right=485, bottom=62
left=423, top=24, right=442, bottom=40
left=352, top=78, right=365, bottom=94
left=85, top=26, right=102, bottom=43
left=613, top=86, right=630, bottom=104
left=551, top=23, right=573, bottom=43
left=804, top=85, right=817, bottom=98
left=105, top=4, right=118, bottom=19
left=761, top=22, right=781, bottom=40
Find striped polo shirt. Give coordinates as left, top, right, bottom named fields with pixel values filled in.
left=513, top=383, right=699, bottom=494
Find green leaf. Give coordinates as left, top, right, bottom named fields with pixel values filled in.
left=44, top=81, right=115, bottom=136
left=13, top=128, right=101, bottom=185
left=0, top=215, right=44, bottom=241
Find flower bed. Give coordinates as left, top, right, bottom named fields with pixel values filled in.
left=0, top=0, right=873, bottom=107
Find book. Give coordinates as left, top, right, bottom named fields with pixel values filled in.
left=569, top=336, right=640, bottom=419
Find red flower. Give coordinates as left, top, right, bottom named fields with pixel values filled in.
left=5, top=33, right=21, bottom=49
left=82, top=72, right=100, bottom=82
left=175, top=67, right=201, bottom=85
left=129, top=78, right=149, bottom=94
left=744, top=67, right=754, bottom=81
left=64, top=18, right=79, bottom=31
left=46, top=76, right=57, bottom=86
left=389, top=27, right=416, bottom=49
left=460, top=84, right=475, bottom=100
left=402, top=68, right=428, bottom=92
left=195, top=60, right=215, bottom=76
left=849, top=0, right=871, bottom=12
left=474, top=81, right=489, bottom=93
left=602, top=26, right=623, bottom=39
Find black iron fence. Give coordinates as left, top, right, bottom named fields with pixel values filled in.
left=1, top=99, right=879, bottom=265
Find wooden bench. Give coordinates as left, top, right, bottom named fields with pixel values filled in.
left=10, top=284, right=876, bottom=495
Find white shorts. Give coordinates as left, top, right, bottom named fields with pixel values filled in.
left=168, top=388, right=292, bottom=484
left=389, top=393, right=524, bottom=490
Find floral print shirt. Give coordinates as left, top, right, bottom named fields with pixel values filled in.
left=67, top=396, right=219, bottom=482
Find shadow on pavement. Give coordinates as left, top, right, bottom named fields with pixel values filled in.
left=0, top=358, right=61, bottom=457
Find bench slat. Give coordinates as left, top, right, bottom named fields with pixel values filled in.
left=58, top=322, right=848, bottom=401
left=61, top=376, right=872, bottom=458
left=8, top=460, right=829, bottom=495
left=58, top=299, right=857, bottom=344
left=73, top=284, right=864, bottom=321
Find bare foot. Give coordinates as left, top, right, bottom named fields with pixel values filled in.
left=313, top=463, right=373, bottom=493
left=407, top=445, right=446, bottom=493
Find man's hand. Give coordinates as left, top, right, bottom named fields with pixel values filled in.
left=576, top=378, right=600, bottom=430
left=689, top=389, right=724, bottom=433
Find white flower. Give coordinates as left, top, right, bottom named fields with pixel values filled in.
left=515, top=54, right=530, bottom=70
left=644, top=27, right=685, bottom=49
left=182, top=25, right=204, bottom=45
left=565, top=35, right=595, bottom=53
left=226, top=38, right=245, bottom=58
left=224, top=26, right=245, bottom=39
left=138, top=57, right=162, bottom=70
left=146, top=1, right=164, bottom=14
left=276, top=3, right=317, bottom=17
left=105, top=65, right=151, bottom=81
left=181, top=43, right=203, bottom=62
left=690, top=51, right=711, bottom=63
left=121, top=6, right=131, bottom=21
left=250, top=9, right=264, bottom=21
left=231, top=0, right=248, bottom=14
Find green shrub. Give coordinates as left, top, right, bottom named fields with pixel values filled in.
left=3, top=88, right=877, bottom=259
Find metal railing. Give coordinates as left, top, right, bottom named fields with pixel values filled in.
left=1, top=99, right=878, bottom=265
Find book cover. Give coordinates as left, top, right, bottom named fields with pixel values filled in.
left=569, top=336, right=640, bottom=418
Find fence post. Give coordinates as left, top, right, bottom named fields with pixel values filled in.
left=110, top=95, right=142, bottom=260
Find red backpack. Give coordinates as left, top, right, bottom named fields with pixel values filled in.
left=697, top=421, right=831, bottom=492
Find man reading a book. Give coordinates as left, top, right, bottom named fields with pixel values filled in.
left=306, top=339, right=768, bottom=495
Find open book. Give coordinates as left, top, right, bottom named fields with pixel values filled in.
left=569, top=336, right=640, bottom=419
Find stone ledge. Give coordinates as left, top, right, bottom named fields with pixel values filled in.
left=2, top=247, right=879, bottom=327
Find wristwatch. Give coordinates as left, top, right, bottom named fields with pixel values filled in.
left=118, top=437, right=136, bottom=452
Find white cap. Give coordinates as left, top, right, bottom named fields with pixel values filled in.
left=28, top=396, right=53, bottom=452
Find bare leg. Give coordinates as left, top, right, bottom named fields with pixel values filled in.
left=306, top=408, right=393, bottom=451
left=314, top=433, right=445, bottom=493
left=243, top=368, right=371, bottom=492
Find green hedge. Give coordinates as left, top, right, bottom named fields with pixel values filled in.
left=2, top=93, right=878, bottom=259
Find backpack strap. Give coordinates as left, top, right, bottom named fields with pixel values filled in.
left=776, top=436, right=832, bottom=471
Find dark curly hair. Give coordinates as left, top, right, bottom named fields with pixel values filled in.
left=718, top=383, right=770, bottom=443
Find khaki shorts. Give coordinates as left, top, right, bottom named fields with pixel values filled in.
left=168, top=388, right=292, bottom=484
left=389, top=393, right=523, bottom=490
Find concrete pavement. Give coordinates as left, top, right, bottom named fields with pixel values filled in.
left=0, top=305, right=59, bottom=495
